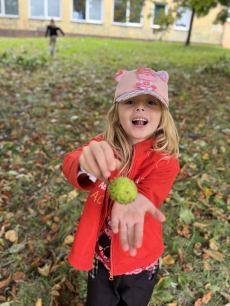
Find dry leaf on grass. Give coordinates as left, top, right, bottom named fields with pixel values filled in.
left=37, top=261, right=51, bottom=277
left=202, top=290, right=213, bottom=304
left=220, top=292, right=230, bottom=302
left=209, top=239, right=218, bottom=251
left=35, top=298, right=42, bottom=306
left=194, top=298, right=202, bottom=306
left=64, top=235, right=74, bottom=244
left=202, top=249, right=225, bottom=262
left=194, top=222, right=212, bottom=228
left=0, top=271, right=12, bottom=288
left=162, top=254, right=175, bottom=268
left=5, top=230, right=17, bottom=242
left=203, top=261, right=214, bottom=270
left=13, top=271, right=24, bottom=282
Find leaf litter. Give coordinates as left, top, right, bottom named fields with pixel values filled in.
left=0, top=38, right=230, bottom=306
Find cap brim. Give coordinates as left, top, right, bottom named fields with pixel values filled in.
left=115, top=89, right=169, bottom=110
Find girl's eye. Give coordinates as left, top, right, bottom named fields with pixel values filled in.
left=147, top=101, right=156, bottom=105
left=126, top=100, right=134, bottom=104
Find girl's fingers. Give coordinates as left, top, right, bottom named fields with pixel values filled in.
left=133, top=222, right=143, bottom=249
left=81, top=147, right=102, bottom=179
left=127, top=224, right=137, bottom=256
left=100, top=142, right=117, bottom=172
left=119, top=222, right=129, bottom=252
left=90, top=142, right=111, bottom=178
left=148, top=204, right=166, bottom=223
left=111, top=215, right=119, bottom=234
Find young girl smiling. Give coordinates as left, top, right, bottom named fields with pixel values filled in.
left=63, top=67, right=180, bottom=306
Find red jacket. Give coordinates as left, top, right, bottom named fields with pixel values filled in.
left=62, top=134, right=180, bottom=276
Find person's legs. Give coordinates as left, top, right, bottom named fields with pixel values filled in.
left=49, top=36, right=57, bottom=59
left=117, top=267, right=159, bottom=306
left=86, top=261, right=121, bottom=306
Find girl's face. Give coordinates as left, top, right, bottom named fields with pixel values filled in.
left=118, top=94, right=162, bottom=145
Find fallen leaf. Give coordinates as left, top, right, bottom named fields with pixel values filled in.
left=202, top=153, right=209, bottom=160
left=205, top=189, right=213, bottom=196
left=64, top=235, right=74, bottom=244
left=51, top=284, right=61, bottom=291
left=167, top=303, right=177, bottom=306
left=42, top=214, right=53, bottom=223
left=5, top=230, right=17, bottom=242
left=209, top=239, right=218, bottom=251
left=202, top=290, right=213, bottom=304
left=68, top=189, right=78, bottom=201
left=51, top=223, right=58, bottom=232
left=194, top=222, right=212, bottom=228
left=220, top=292, right=230, bottom=302
left=162, top=254, right=175, bottom=268
left=35, top=298, right=42, bottom=306
left=202, top=249, right=225, bottom=262
left=0, top=271, right=12, bottom=288
left=205, top=283, right=211, bottom=289
left=13, top=271, right=24, bottom=282
left=50, top=290, right=59, bottom=296
left=65, top=281, right=75, bottom=292
left=37, top=261, right=51, bottom=277
left=50, top=264, right=62, bottom=273
left=203, top=261, right=214, bottom=270
left=0, top=296, right=6, bottom=301
left=194, top=298, right=202, bottom=306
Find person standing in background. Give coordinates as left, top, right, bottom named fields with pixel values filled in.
left=45, top=19, right=65, bottom=59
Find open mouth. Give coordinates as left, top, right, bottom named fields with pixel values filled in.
left=132, top=119, right=148, bottom=126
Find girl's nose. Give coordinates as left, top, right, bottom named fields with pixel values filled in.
left=135, top=102, right=145, bottom=111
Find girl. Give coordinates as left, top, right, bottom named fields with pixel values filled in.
left=63, top=67, right=180, bottom=306
left=45, top=19, right=65, bottom=59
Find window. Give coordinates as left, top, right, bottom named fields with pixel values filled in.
left=72, top=0, right=103, bottom=23
left=113, top=0, right=143, bottom=26
left=174, top=6, right=192, bottom=31
left=29, top=0, right=61, bottom=19
left=152, top=3, right=167, bottom=28
left=227, top=6, right=230, bottom=22
left=0, top=0, right=19, bottom=17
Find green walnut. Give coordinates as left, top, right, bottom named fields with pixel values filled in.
left=108, top=177, right=138, bottom=205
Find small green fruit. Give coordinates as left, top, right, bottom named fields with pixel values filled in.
left=108, top=177, right=138, bottom=205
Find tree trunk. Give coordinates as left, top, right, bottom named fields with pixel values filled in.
left=185, top=7, right=195, bottom=46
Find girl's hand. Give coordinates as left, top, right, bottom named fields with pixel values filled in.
left=111, top=193, right=166, bottom=257
left=79, top=141, right=121, bottom=180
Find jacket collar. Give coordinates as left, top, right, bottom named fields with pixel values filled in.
left=132, top=138, right=155, bottom=157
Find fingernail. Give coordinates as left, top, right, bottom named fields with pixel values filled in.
left=104, top=171, right=110, bottom=178
left=109, top=165, right=115, bottom=171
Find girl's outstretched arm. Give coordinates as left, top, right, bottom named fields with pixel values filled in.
left=111, top=193, right=165, bottom=257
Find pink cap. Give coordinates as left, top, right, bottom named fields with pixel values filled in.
left=113, top=67, right=169, bottom=110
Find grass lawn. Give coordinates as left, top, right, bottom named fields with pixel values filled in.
left=0, top=37, right=230, bottom=306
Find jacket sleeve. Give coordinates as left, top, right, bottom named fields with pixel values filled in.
left=137, top=156, right=180, bottom=209
left=62, top=134, right=103, bottom=191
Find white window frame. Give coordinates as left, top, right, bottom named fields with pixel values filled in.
left=174, top=6, right=192, bottom=31
left=227, top=6, right=230, bottom=22
left=71, top=0, right=104, bottom=24
left=0, top=0, right=19, bottom=18
left=28, top=0, right=62, bottom=20
left=151, top=3, right=168, bottom=29
left=112, top=0, right=143, bottom=28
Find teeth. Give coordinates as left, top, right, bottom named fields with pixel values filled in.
left=132, top=118, right=147, bottom=122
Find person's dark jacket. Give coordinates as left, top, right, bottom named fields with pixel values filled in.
left=45, top=25, right=64, bottom=37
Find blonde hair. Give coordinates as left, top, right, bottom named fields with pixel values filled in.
left=103, top=101, right=179, bottom=176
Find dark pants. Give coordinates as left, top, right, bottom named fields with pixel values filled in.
left=86, top=261, right=159, bottom=306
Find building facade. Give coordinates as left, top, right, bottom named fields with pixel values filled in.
left=0, top=0, right=229, bottom=47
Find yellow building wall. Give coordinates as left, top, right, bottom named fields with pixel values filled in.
left=0, top=0, right=224, bottom=45
left=222, top=22, right=230, bottom=48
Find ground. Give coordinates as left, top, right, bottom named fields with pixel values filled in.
left=0, top=37, right=230, bottom=306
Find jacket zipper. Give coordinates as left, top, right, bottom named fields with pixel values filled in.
left=109, top=146, right=137, bottom=280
